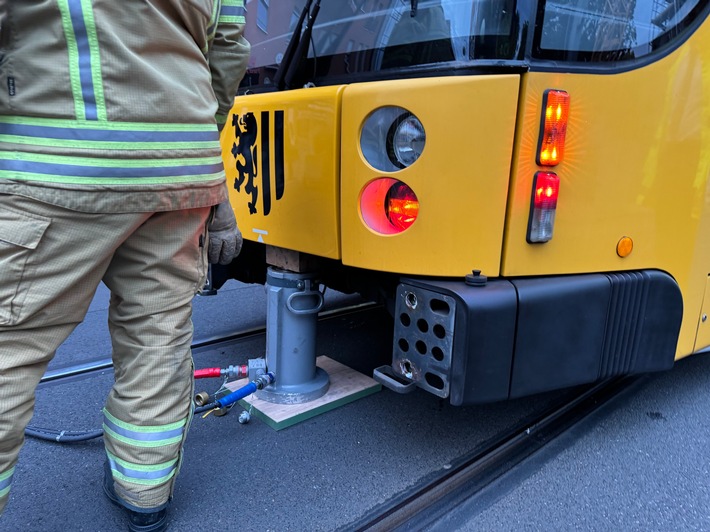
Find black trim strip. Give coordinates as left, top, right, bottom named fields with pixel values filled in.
left=275, top=110, right=285, bottom=200
left=261, top=110, right=271, bottom=216
left=240, top=63, right=530, bottom=95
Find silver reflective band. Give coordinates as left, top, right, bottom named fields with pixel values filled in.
left=0, top=466, right=15, bottom=497
left=103, top=410, right=185, bottom=443
left=108, top=457, right=176, bottom=481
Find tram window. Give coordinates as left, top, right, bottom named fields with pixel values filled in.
left=381, top=3, right=456, bottom=68
left=469, top=0, right=517, bottom=59
left=382, top=0, right=517, bottom=67
left=241, top=0, right=522, bottom=91
left=257, top=0, right=270, bottom=33
left=535, top=0, right=707, bottom=62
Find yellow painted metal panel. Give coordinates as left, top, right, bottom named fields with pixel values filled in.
left=340, top=75, right=520, bottom=276
left=221, top=86, right=345, bottom=259
left=502, top=22, right=710, bottom=359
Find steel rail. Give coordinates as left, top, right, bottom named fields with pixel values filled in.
left=39, top=300, right=379, bottom=385
left=349, top=375, right=645, bottom=532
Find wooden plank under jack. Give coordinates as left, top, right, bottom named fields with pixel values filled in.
left=224, top=356, right=381, bottom=431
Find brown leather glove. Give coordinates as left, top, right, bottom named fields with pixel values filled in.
left=207, top=201, right=243, bottom=265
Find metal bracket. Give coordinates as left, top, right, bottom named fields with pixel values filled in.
left=373, top=365, right=417, bottom=394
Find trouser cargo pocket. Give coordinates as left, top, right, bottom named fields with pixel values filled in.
left=0, top=206, right=50, bottom=325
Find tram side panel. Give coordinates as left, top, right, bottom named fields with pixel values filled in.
left=502, top=18, right=710, bottom=360
left=221, top=86, right=344, bottom=261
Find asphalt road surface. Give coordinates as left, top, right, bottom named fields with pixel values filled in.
left=3, top=281, right=710, bottom=531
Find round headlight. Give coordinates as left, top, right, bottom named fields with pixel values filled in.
left=360, top=106, right=426, bottom=172
left=388, top=113, right=425, bottom=169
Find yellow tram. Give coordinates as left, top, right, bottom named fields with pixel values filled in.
left=216, top=0, right=710, bottom=404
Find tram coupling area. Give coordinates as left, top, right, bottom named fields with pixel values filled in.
left=3, top=283, right=710, bottom=531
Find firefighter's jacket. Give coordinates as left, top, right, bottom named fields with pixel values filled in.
left=0, top=0, right=249, bottom=213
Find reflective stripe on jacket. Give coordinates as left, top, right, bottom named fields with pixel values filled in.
left=0, top=0, right=248, bottom=209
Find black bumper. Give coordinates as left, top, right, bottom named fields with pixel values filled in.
left=390, top=270, right=683, bottom=405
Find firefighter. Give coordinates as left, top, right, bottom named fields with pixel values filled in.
left=0, top=1, right=249, bottom=530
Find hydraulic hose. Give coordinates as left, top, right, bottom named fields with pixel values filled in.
left=26, top=373, right=275, bottom=440
left=25, top=426, right=104, bottom=443
left=194, top=367, right=222, bottom=379
left=194, top=364, right=248, bottom=380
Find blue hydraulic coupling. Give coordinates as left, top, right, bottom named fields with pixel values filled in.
left=215, top=372, right=275, bottom=409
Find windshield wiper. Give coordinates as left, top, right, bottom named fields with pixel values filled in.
left=273, top=0, right=311, bottom=90
left=273, top=0, right=321, bottom=90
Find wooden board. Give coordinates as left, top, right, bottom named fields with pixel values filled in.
left=224, top=356, right=381, bottom=430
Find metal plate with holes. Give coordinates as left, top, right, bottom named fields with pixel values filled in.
left=392, top=283, right=456, bottom=398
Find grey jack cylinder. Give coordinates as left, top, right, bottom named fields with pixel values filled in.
left=257, top=267, right=329, bottom=404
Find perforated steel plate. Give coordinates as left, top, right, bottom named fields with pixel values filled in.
left=392, top=283, right=456, bottom=398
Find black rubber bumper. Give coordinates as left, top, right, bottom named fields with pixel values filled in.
left=394, top=270, right=683, bottom=405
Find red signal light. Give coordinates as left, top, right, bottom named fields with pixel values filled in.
left=533, top=172, right=559, bottom=209
left=386, top=181, right=419, bottom=231
left=528, top=172, right=559, bottom=243
left=537, top=89, right=569, bottom=166
left=360, top=178, right=419, bottom=234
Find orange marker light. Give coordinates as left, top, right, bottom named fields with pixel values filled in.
left=537, top=89, right=570, bottom=167
left=616, top=236, right=633, bottom=257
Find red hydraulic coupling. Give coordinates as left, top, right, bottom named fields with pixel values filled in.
left=194, top=367, right=221, bottom=379
left=194, top=365, right=248, bottom=380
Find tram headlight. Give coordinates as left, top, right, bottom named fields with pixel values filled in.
left=360, top=106, right=426, bottom=172
left=389, top=113, right=425, bottom=169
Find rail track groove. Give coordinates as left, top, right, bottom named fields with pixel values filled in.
left=350, top=376, right=644, bottom=531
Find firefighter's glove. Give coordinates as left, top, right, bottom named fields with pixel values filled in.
left=208, top=201, right=243, bottom=265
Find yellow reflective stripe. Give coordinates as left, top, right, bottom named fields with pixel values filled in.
left=207, top=0, right=221, bottom=40
left=57, top=0, right=85, bottom=119
left=0, top=466, right=15, bottom=498
left=0, top=115, right=217, bottom=132
left=0, top=151, right=223, bottom=168
left=209, top=0, right=221, bottom=26
left=78, top=0, right=107, bottom=120
left=106, top=451, right=178, bottom=486
left=0, top=169, right=224, bottom=186
left=103, top=408, right=186, bottom=448
left=219, top=0, right=245, bottom=24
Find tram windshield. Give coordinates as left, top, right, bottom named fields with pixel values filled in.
left=241, top=0, right=519, bottom=90
left=240, top=0, right=706, bottom=90
left=536, top=0, right=704, bottom=62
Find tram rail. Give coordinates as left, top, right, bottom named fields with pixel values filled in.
left=349, top=375, right=646, bottom=531
left=39, top=300, right=379, bottom=386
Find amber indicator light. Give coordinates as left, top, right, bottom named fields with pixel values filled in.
left=617, top=236, right=633, bottom=257
left=537, top=89, right=570, bottom=167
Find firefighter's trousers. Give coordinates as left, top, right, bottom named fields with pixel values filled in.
left=0, top=193, right=211, bottom=514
